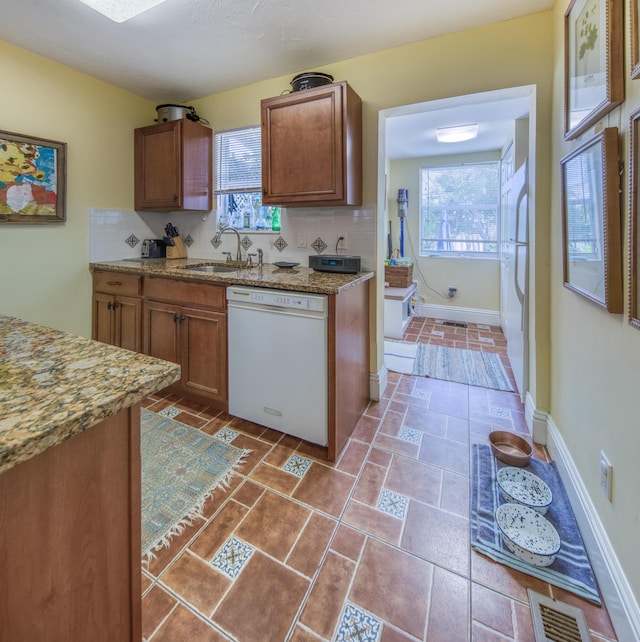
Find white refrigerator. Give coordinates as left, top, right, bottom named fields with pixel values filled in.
left=500, top=160, right=529, bottom=400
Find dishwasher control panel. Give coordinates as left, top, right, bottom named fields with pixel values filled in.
left=227, top=286, right=326, bottom=312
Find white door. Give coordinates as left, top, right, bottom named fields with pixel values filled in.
left=500, top=160, right=528, bottom=399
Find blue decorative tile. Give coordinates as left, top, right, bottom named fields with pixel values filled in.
left=490, top=406, right=512, bottom=419
left=183, top=234, right=194, bottom=247
left=125, top=234, right=140, bottom=248
left=377, top=488, right=408, bottom=519
left=335, top=603, right=382, bottom=642
left=211, top=235, right=222, bottom=249
left=399, top=426, right=423, bottom=444
left=241, top=236, right=253, bottom=250
left=211, top=536, right=254, bottom=579
left=477, top=324, right=491, bottom=330
left=274, top=237, right=288, bottom=252
left=215, top=427, right=239, bottom=444
left=431, top=330, right=444, bottom=337
left=283, top=454, right=312, bottom=477
left=479, top=337, right=495, bottom=344
left=411, top=389, right=431, bottom=402
left=158, top=406, right=180, bottom=418
left=311, top=237, right=327, bottom=254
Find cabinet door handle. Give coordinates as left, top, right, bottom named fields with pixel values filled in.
left=107, top=281, right=122, bottom=287
left=107, top=302, right=113, bottom=310
left=173, top=193, right=178, bottom=202
left=173, top=312, right=180, bottom=323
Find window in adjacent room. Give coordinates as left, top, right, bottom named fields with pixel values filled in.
left=214, top=126, right=280, bottom=231
left=420, top=161, right=500, bottom=257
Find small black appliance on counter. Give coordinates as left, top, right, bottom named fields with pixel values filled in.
left=141, top=239, right=166, bottom=258
left=309, top=255, right=361, bottom=274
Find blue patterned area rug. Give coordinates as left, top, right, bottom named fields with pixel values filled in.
left=415, top=344, right=514, bottom=392
left=471, top=444, right=601, bottom=604
left=141, top=409, right=248, bottom=561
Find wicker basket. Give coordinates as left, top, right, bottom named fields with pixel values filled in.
left=384, top=264, right=413, bottom=288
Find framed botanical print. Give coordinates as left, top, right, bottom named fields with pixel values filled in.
left=564, top=0, right=624, bottom=140
left=629, top=110, right=640, bottom=327
left=560, top=127, right=622, bottom=312
left=632, top=0, right=640, bottom=78
left=0, top=130, right=67, bottom=224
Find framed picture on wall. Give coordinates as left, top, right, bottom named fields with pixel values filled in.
left=632, top=0, right=640, bottom=78
left=629, top=110, right=640, bottom=327
left=564, top=0, right=624, bottom=140
left=0, top=130, right=67, bottom=224
left=560, top=127, right=622, bottom=312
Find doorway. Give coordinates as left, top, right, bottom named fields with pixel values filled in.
left=377, top=85, right=537, bottom=403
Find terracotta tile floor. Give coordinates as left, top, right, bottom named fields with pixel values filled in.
left=141, top=317, right=618, bottom=641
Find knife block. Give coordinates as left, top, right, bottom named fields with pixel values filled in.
left=166, top=236, right=187, bottom=259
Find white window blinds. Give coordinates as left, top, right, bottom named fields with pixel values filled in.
left=214, top=126, right=262, bottom=194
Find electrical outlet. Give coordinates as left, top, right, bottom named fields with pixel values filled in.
left=337, top=234, right=348, bottom=250
left=448, top=286, right=457, bottom=298
left=297, top=232, right=307, bottom=248
left=600, top=451, right=613, bottom=501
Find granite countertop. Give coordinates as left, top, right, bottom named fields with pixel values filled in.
left=90, top=258, right=375, bottom=294
left=0, top=315, right=181, bottom=474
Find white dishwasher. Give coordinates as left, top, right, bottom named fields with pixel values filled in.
left=226, top=286, right=328, bottom=446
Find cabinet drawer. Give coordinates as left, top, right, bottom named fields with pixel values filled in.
left=144, top=276, right=226, bottom=310
left=93, top=271, right=142, bottom=296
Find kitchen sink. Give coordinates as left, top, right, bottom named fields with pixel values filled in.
left=179, top=264, right=239, bottom=273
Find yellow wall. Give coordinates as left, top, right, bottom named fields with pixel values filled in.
left=0, top=40, right=153, bottom=335
left=388, top=153, right=501, bottom=312
left=550, top=0, right=640, bottom=600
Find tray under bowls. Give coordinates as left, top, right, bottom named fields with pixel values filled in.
left=497, top=467, right=552, bottom=515
left=495, top=503, right=561, bottom=567
left=489, top=430, right=533, bottom=467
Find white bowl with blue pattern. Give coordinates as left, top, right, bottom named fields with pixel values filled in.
left=495, top=502, right=561, bottom=567
left=497, top=466, right=552, bottom=514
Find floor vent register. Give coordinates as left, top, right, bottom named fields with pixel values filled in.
left=528, top=590, right=592, bottom=642
left=440, top=320, right=468, bottom=328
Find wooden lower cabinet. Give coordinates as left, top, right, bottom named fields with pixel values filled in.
left=93, top=292, right=142, bottom=352
left=92, top=271, right=142, bottom=352
left=0, top=406, right=141, bottom=641
left=144, top=299, right=227, bottom=408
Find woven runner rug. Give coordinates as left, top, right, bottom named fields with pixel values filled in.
left=471, top=443, right=600, bottom=604
left=384, top=340, right=419, bottom=375
left=141, top=409, right=248, bottom=561
left=415, top=344, right=514, bottom=391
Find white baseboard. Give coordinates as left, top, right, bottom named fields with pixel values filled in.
left=524, top=392, right=548, bottom=445
left=547, top=417, right=640, bottom=642
left=369, top=364, right=387, bottom=402
left=415, top=303, right=500, bottom=327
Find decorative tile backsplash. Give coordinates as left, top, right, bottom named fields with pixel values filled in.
left=89, top=206, right=375, bottom=269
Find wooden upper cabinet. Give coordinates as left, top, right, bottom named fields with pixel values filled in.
left=261, top=81, right=362, bottom=206
left=134, top=118, right=212, bottom=211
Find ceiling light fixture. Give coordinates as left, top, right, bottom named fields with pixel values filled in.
left=77, top=0, right=168, bottom=23
left=435, top=123, right=479, bottom=143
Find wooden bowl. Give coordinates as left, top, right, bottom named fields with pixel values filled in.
left=489, top=431, right=533, bottom=467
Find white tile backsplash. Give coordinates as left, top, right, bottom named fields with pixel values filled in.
left=89, top=206, right=376, bottom=269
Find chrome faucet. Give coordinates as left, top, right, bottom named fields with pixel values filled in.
left=213, top=225, right=242, bottom=262
left=257, top=248, right=263, bottom=267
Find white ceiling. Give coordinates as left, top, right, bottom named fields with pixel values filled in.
left=385, top=92, right=532, bottom=159
left=0, top=0, right=549, bottom=157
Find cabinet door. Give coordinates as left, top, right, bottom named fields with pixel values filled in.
left=93, top=292, right=115, bottom=345
left=134, top=120, right=181, bottom=209
left=114, top=295, right=142, bottom=353
left=180, top=307, right=227, bottom=404
left=144, top=300, right=181, bottom=365
left=262, top=84, right=344, bottom=204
